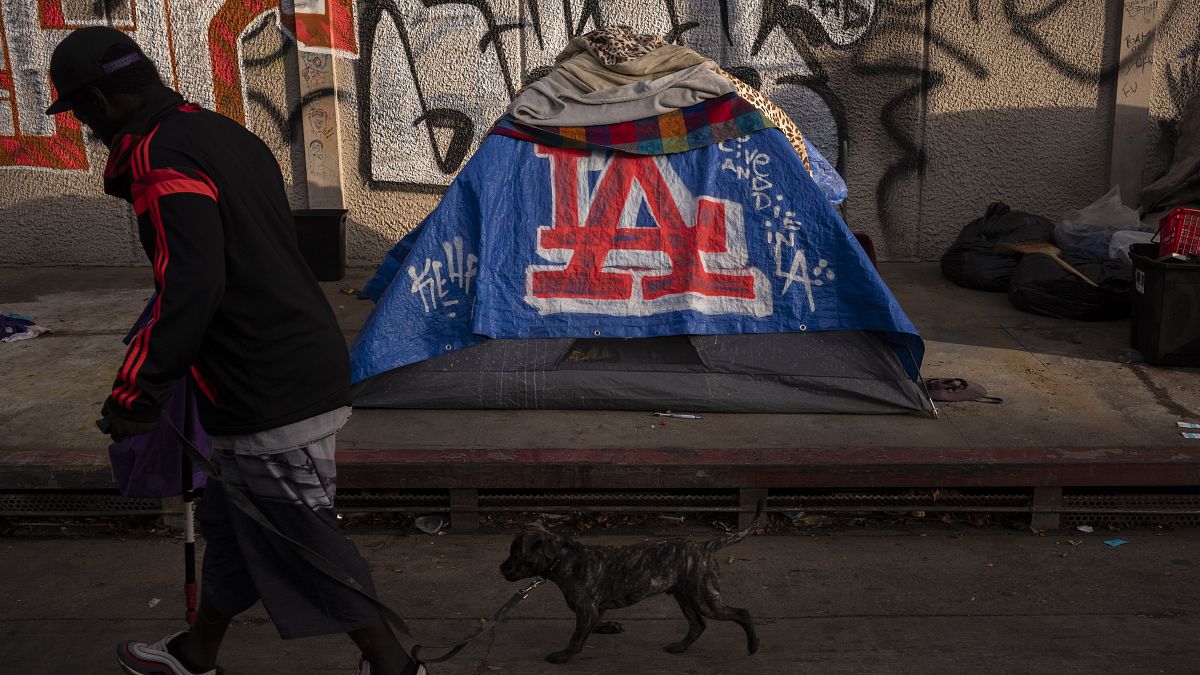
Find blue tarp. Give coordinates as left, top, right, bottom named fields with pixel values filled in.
left=352, top=129, right=922, bottom=383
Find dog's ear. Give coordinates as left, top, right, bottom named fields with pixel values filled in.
left=527, top=531, right=560, bottom=566
left=519, top=530, right=552, bottom=556
left=517, top=530, right=537, bottom=557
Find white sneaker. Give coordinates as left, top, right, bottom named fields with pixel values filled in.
left=117, top=631, right=220, bottom=674
left=357, top=655, right=427, bottom=675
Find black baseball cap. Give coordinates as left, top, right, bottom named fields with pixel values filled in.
left=46, top=26, right=146, bottom=115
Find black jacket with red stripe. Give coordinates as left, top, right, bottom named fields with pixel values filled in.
left=103, top=89, right=350, bottom=435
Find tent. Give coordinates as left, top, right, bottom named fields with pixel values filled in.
left=350, top=127, right=930, bottom=414
left=350, top=35, right=930, bottom=415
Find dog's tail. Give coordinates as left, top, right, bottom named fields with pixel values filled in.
left=707, top=497, right=766, bottom=552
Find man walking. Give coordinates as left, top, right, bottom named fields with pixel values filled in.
left=46, top=27, right=422, bottom=675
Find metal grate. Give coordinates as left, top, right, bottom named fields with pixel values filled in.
left=483, top=491, right=731, bottom=504
left=0, top=492, right=164, bottom=517
left=335, top=492, right=448, bottom=513
left=769, top=491, right=1027, bottom=508
left=5, top=489, right=1200, bottom=527
left=1061, top=493, right=1200, bottom=528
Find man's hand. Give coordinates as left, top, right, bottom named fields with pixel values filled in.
left=99, top=398, right=160, bottom=441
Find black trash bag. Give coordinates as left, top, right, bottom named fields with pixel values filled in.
left=1007, top=253, right=1132, bottom=321
left=941, top=202, right=1056, bottom=291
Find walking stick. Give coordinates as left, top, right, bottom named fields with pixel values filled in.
left=182, top=380, right=198, bottom=625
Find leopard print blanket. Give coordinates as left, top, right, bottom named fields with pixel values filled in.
left=577, top=26, right=666, bottom=66
left=717, top=68, right=812, bottom=174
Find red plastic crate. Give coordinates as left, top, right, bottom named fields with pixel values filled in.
left=1159, top=208, right=1200, bottom=257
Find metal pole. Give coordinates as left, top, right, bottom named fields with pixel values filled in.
left=182, top=380, right=197, bottom=625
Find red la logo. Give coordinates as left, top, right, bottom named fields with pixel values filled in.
left=525, top=146, right=771, bottom=317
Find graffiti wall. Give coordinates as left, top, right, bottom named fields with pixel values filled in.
left=1, top=0, right=1198, bottom=265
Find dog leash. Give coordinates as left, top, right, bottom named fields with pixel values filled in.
left=119, top=414, right=544, bottom=664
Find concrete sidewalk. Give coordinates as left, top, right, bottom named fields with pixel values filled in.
left=2, top=263, right=1199, bottom=493
left=1, top=526, right=1197, bottom=674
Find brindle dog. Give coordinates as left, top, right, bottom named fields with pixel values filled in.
left=499, top=501, right=765, bottom=664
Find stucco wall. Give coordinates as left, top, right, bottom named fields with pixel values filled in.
left=1, top=0, right=1197, bottom=266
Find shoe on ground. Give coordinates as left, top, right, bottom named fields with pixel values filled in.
left=357, top=655, right=427, bottom=675
left=117, top=631, right=220, bottom=675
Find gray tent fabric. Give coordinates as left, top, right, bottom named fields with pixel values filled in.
left=352, top=332, right=931, bottom=414
left=1143, top=94, right=1200, bottom=213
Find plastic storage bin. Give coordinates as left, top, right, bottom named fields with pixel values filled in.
left=292, top=208, right=347, bottom=282
left=1129, top=243, right=1200, bottom=366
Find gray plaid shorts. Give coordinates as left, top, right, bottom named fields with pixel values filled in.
left=197, top=429, right=381, bottom=638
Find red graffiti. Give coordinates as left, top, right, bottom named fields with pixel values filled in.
left=36, top=0, right=67, bottom=29
left=210, top=0, right=280, bottom=124
left=211, top=0, right=358, bottom=125
left=288, top=0, right=358, bottom=54
left=0, top=1, right=96, bottom=170
left=1, top=0, right=361, bottom=171
left=531, top=146, right=756, bottom=302
left=37, top=0, right=138, bottom=29
left=0, top=106, right=87, bottom=170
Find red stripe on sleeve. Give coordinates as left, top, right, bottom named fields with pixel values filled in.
left=113, top=288, right=163, bottom=409
left=112, top=125, right=166, bottom=410
left=190, top=365, right=219, bottom=405
left=113, top=195, right=172, bottom=409
left=132, top=173, right=219, bottom=216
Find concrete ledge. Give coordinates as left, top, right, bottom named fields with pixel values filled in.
left=333, top=445, right=1200, bottom=489
left=5, top=445, right=1200, bottom=491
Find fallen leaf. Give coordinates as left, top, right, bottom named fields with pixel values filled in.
left=727, top=557, right=736, bottom=565
left=147, top=598, right=161, bottom=609
left=486, top=666, right=502, bottom=672
left=932, top=489, right=942, bottom=502
left=941, top=514, right=955, bottom=525
left=1068, top=539, right=1082, bottom=547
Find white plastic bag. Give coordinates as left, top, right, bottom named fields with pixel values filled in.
left=1055, top=186, right=1145, bottom=260
left=1107, top=229, right=1155, bottom=264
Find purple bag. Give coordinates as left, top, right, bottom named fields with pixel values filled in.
left=106, top=295, right=211, bottom=498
